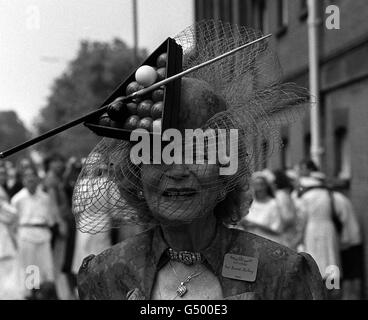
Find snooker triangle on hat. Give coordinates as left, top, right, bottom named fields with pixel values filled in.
left=84, top=38, right=183, bottom=141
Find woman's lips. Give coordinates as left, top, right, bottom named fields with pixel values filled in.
left=162, top=188, right=198, bottom=198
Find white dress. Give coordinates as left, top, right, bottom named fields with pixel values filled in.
left=0, top=186, right=23, bottom=299
left=298, top=188, right=340, bottom=278
left=11, top=187, right=58, bottom=296
left=274, top=190, right=300, bottom=249
left=0, top=186, right=17, bottom=259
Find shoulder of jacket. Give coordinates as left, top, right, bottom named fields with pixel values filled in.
left=230, top=229, right=297, bottom=264
left=78, top=228, right=153, bottom=276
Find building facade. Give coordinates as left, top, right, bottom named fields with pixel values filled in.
left=195, top=0, right=368, bottom=297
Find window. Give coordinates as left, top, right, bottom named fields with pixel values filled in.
left=203, top=0, right=214, bottom=20
left=219, top=0, right=233, bottom=23
left=252, top=0, right=268, bottom=33
left=304, top=133, right=311, bottom=159
left=335, top=127, right=351, bottom=180
left=300, top=0, right=308, bottom=21
left=238, top=0, right=251, bottom=27
left=276, top=0, right=288, bottom=37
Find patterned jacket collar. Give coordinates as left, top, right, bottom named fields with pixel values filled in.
left=151, top=222, right=238, bottom=276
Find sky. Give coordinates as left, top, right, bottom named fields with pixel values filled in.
left=0, top=0, right=194, bottom=130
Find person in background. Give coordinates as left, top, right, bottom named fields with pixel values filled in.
left=272, top=170, right=300, bottom=250
left=43, top=153, right=68, bottom=246
left=11, top=166, right=58, bottom=299
left=61, top=157, right=82, bottom=298
left=240, top=171, right=284, bottom=244
left=43, top=153, right=69, bottom=298
left=0, top=164, right=10, bottom=197
left=332, top=192, right=363, bottom=300
left=7, top=158, right=34, bottom=198
left=296, top=159, right=358, bottom=299
left=0, top=164, right=22, bottom=299
left=299, top=159, right=320, bottom=178
left=297, top=161, right=340, bottom=274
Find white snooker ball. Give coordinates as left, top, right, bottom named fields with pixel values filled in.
left=152, top=118, right=162, bottom=133
left=135, top=65, right=157, bottom=87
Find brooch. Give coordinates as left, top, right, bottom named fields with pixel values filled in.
left=167, top=248, right=204, bottom=265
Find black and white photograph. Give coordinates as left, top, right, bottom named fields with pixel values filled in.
left=0, top=0, right=367, bottom=308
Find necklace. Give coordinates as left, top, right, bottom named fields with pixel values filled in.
left=169, top=261, right=204, bottom=299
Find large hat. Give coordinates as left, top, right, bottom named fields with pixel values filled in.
left=72, top=20, right=309, bottom=233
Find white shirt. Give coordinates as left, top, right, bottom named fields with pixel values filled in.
left=11, top=187, right=57, bottom=243
left=245, top=198, right=283, bottom=234
left=0, top=186, right=17, bottom=258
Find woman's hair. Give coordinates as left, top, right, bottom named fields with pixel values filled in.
left=299, top=159, right=319, bottom=172
left=252, top=175, right=274, bottom=199
left=273, top=169, right=293, bottom=191
left=213, top=183, right=249, bottom=224
left=21, top=165, right=39, bottom=179
left=44, top=153, right=65, bottom=173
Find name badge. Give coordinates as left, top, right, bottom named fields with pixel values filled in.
left=222, top=254, right=258, bottom=282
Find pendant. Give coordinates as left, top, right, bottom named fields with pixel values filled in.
left=176, top=282, right=187, bottom=297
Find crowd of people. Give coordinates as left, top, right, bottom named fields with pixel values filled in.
left=0, top=154, right=142, bottom=300
left=0, top=154, right=363, bottom=300
left=234, top=160, right=363, bottom=299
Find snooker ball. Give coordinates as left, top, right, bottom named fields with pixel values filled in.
left=156, top=67, right=166, bottom=81
left=151, top=101, right=163, bottom=120
left=152, top=89, right=164, bottom=102
left=126, top=102, right=138, bottom=115
left=123, top=115, right=140, bottom=130
left=98, top=113, right=112, bottom=127
left=138, top=117, right=153, bottom=131
left=156, top=53, right=167, bottom=68
left=126, top=81, right=144, bottom=96
left=152, top=118, right=162, bottom=133
left=135, top=65, right=158, bottom=87
left=137, top=100, right=153, bottom=118
left=110, top=120, right=123, bottom=128
left=107, top=97, right=126, bottom=121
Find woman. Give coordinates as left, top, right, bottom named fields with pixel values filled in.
left=0, top=165, right=22, bottom=299
left=241, top=172, right=284, bottom=245
left=11, top=166, right=58, bottom=299
left=272, top=170, right=301, bottom=249
left=74, top=21, right=325, bottom=300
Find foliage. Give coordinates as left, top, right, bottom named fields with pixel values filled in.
left=0, top=111, right=30, bottom=162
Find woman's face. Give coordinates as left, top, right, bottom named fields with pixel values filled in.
left=141, top=163, right=221, bottom=223
left=0, top=167, right=7, bottom=186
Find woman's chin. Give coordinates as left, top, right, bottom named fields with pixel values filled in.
left=151, top=205, right=203, bottom=225
left=154, top=210, right=200, bottom=224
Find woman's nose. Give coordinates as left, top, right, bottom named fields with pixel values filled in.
left=164, top=164, right=190, bottom=180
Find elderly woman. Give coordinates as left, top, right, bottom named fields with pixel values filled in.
left=74, top=21, right=325, bottom=300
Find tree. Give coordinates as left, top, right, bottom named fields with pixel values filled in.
left=35, top=38, right=147, bottom=158
left=0, top=111, right=30, bottom=162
